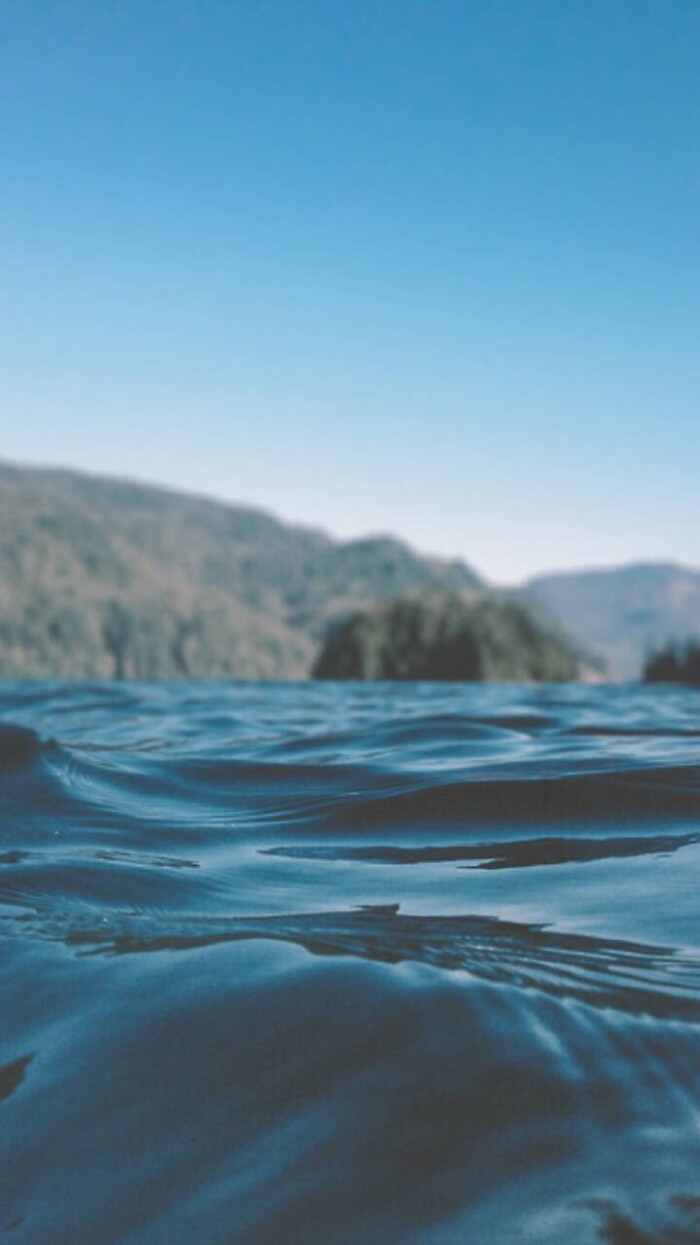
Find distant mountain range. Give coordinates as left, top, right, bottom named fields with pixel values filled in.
left=0, top=462, right=697, bottom=680
left=521, top=564, right=700, bottom=679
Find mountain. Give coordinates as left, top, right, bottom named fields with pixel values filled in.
left=313, top=595, right=581, bottom=682
left=0, top=463, right=481, bottom=679
left=7, top=462, right=695, bottom=683
left=522, top=563, right=700, bottom=679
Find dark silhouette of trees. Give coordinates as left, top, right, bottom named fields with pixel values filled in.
left=644, top=640, right=700, bottom=684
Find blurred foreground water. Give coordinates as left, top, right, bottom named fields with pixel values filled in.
left=1, top=680, right=700, bottom=1243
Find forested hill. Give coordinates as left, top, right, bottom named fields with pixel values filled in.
left=313, top=595, right=582, bottom=682
left=0, top=463, right=482, bottom=679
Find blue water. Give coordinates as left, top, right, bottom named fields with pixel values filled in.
left=1, top=681, right=700, bottom=1244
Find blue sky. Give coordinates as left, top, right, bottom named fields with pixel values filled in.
left=1, top=0, right=697, bottom=581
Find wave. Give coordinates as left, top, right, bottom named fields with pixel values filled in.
left=1, top=885, right=699, bottom=1020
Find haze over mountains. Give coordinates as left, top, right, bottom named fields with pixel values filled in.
left=0, top=462, right=697, bottom=681
left=523, top=564, right=700, bottom=680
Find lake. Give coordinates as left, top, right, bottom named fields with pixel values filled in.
left=1, top=680, right=699, bottom=1243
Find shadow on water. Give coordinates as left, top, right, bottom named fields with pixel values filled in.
left=0, top=1054, right=34, bottom=1102
left=583, top=1195, right=700, bottom=1244
left=263, top=830, right=700, bottom=869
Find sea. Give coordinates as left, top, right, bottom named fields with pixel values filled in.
left=1, top=680, right=699, bottom=1244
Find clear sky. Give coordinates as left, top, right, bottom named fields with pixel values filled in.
left=1, top=0, right=697, bottom=582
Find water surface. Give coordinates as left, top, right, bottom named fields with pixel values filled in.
left=1, top=681, right=700, bottom=1243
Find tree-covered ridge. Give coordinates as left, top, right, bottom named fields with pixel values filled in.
left=0, top=462, right=481, bottom=680
left=644, top=641, right=700, bottom=685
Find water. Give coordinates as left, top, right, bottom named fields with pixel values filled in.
left=1, top=681, right=700, bottom=1244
